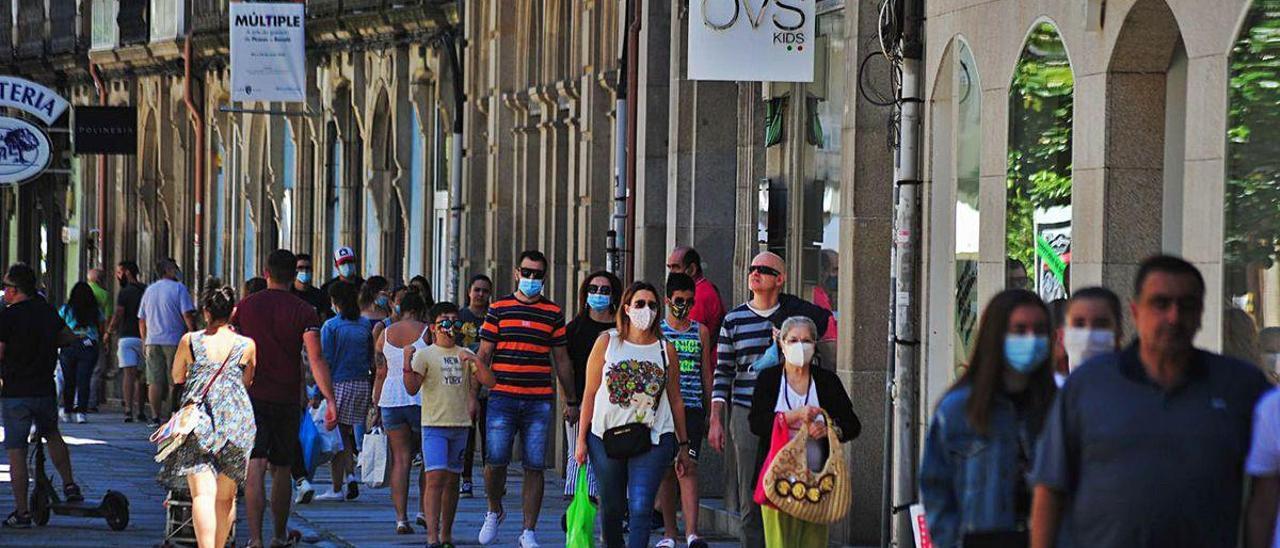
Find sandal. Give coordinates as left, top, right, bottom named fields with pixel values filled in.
left=395, top=520, right=414, bottom=534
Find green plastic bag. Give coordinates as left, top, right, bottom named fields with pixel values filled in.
left=565, top=464, right=597, bottom=548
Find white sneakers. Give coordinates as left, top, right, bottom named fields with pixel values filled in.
left=477, top=511, right=504, bottom=545
left=74, top=413, right=87, bottom=424
left=314, top=490, right=345, bottom=502
left=656, top=539, right=677, bottom=548
left=294, top=479, right=315, bottom=504
left=517, top=529, right=540, bottom=548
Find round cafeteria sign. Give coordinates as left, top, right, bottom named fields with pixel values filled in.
left=0, top=115, right=51, bottom=185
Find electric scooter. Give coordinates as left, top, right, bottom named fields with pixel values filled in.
left=27, top=434, right=130, bottom=531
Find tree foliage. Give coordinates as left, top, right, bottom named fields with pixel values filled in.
left=1225, top=4, right=1280, bottom=280
left=1006, top=22, right=1074, bottom=280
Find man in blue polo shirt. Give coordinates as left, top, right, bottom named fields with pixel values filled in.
left=1030, top=255, right=1271, bottom=548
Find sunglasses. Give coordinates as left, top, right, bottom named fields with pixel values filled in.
left=670, top=297, right=694, bottom=308
left=630, top=300, right=660, bottom=310
left=436, top=319, right=462, bottom=330
left=587, top=285, right=613, bottom=296
left=519, top=268, right=546, bottom=280
left=750, top=265, right=781, bottom=277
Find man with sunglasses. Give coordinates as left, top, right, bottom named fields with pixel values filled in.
left=708, top=251, right=831, bottom=548
left=474, top=250, right=576, bottom=547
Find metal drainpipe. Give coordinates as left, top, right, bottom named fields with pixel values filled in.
left=443, top=27, right=464, bottom=303
left=886, top=0, right=925, bottom=545
left=183, top=28, right=205, bottom=290
left=89, top=60, right=107, bottom=268
left=622, top=0, right=641, bottom=283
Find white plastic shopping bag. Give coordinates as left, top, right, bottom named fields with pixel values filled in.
left=358, top=427, right=389, bottom=488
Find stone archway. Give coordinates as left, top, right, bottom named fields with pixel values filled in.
left=1100, top=0, right=1186, bottom=293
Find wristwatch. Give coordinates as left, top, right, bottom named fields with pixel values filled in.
left=677, top=439, right=690, bottom=447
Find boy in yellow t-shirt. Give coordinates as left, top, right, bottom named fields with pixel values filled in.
left=405, top=302, right=495, bottom=548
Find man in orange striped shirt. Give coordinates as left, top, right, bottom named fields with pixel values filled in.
left=473, top=250, right=577, bottom=548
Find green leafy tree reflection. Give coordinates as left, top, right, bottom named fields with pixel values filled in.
left=1225, top=3, right=1280, bottom=301
left=1007, top=22, right=1074, bottom=282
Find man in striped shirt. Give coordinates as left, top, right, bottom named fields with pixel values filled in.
left=708, top=251, right=831, bottom=548
left=474, top=250, right=576, bottom=548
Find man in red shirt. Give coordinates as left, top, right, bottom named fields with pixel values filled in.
left=233, top=249, right=338, bottom=548
left=667, top=247, right=726, bottom=337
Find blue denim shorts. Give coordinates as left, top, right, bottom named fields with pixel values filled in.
left=485, top=394, right=553, bottom=470
left=380, top=405, right=422, bottom=433
left=2, top=397, right=59, bottom=450
left=422, top=426, right=470, bottom=473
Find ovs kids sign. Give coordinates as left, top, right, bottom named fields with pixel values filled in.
left=688, top=0, right=816, bottom=82
left=0, top=76, right=62, bottom=185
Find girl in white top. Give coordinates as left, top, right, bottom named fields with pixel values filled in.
left=372, top=292, right=431, bottom=534
left=577, top=281, right=691, bottom=548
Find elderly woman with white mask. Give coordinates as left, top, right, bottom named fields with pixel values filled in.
left=748, top=316, right=861, bottom=547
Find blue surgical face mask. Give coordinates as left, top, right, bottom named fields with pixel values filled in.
left=338, top=263, right=356, bottom=278
left=394, top=304, right=402, bottom=315
left=375, top=295, right=390, bottom=309
left=297, top=271, right=313, bottom=284
left=1004, top=334, right=1050, bottom=374
left=586, top=293, right=611, bottom=312
left=519, top=277, right=544, bottom=298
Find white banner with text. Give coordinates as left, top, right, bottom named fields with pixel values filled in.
left=230, top=2, right=307, bottom=103
left=688, top=0, right=815, bottom=82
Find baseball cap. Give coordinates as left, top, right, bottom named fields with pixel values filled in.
left=335, top=246, right=356, bottom=265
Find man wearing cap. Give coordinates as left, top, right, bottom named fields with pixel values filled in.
left=321, top=246, right=363, bottom=296
left=707, top=251, right=832, bottom=548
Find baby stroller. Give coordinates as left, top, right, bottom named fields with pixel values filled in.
left=160, top=488, right=236, bottom=548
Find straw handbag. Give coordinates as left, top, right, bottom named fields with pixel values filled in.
left=761, top=409, right=851, bottom=524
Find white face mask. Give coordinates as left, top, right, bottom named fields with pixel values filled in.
left=1062, top=327, right=1116, bottom=371
left=783, top=342, right=815, bottom=366
left=627, top=306, right=655, bottom=331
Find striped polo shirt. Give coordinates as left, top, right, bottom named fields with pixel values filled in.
left=713, top=304, right=777, bottom=409
left=480, top=294, right=567, bottom=399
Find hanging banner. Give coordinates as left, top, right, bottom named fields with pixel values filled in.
left=229, top=2, right=307, bottom=103
left=0, top=76, right=70, bottom=125
left=74, top=106, right=138, bottom=155
left=0, top=116, right=52, bottom=185
left=688, top=0, right=816, bottom=82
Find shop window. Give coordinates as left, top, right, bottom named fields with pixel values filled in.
left=281, top=121, right=295, bottom=249
left=1223, top=1, right=1280, bottom=369
left=326, top=122, right=342, bottom=277
left=1006, top=21, right=1074, bottom=301
left=955, top=41, right=981, bottom=363
left=799, top=9, right=845, bottom=334
left=409, top=107, right=427, bottom=277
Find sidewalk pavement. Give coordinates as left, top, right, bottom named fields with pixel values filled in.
left=1, top=409, right=736, bottom=547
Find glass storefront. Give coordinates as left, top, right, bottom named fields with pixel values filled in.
left=1006, top=21, right=1074, bottom=302
left=954, top=41, right=981, bottom=365
left=1223, top=0, right=1280, bottom=371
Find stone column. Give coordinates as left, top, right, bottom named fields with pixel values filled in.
left=633, top=0, right=671, bottom=284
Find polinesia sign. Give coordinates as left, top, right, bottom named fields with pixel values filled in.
left=688, top=0, right=816, bottom=82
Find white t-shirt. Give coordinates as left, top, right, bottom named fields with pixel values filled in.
left=1247, top=388, right=1280, bottom=548
left=774, top=372, right=825, bottom=472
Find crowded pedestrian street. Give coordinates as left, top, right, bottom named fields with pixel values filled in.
left=3, top=0, right=1280, bottom=547
left=0, top=416, right=740, bottom=547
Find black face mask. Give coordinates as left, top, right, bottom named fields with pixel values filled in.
left=117, top=276, right=127, bottom=285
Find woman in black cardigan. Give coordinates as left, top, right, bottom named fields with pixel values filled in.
left=749, top=316, right=861, bottom=547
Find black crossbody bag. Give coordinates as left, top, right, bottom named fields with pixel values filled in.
left=602, top=335, right=667, bottom=459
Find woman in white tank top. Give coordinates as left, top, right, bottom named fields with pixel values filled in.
left=576, top=281, right=692, bottom=548
left=373, top=292, right=431, bottom=533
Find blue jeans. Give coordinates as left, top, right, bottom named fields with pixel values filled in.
left=422, top=426, right=469, bottom=473
left=587, top=432, right=677, bottom=548
left=485, top=394, right=553, bottom=470
left=59, top=340, right=98, bottom=413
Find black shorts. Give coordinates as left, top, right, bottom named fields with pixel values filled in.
left=251, top=399, right=302, bottom=468
left=684, top=406, right=707, bottom=461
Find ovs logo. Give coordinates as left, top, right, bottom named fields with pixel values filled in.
left=0, top=116, right=51, bottom=185
left=701, top=0, right=808, bottom=49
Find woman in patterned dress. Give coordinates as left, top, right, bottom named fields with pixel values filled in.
left=161, top=286, right=257, bottom=548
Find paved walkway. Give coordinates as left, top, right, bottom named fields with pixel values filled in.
left=0, top=410, right=736, bottom=547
